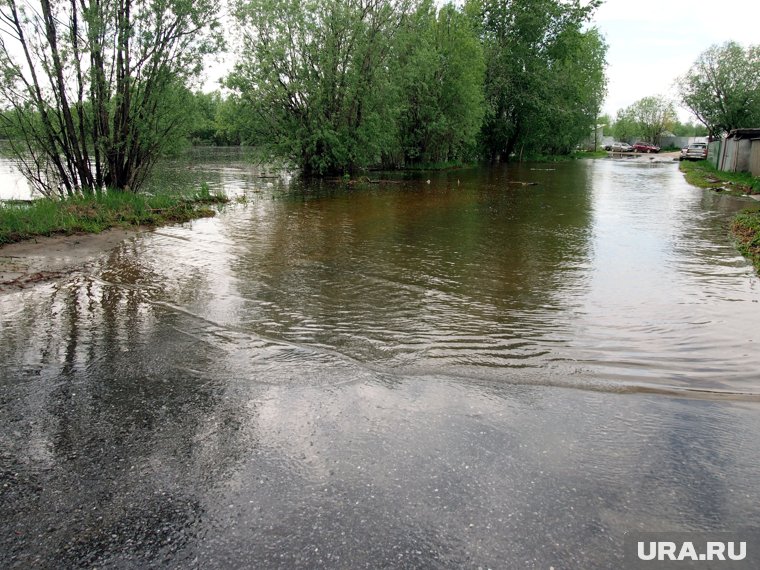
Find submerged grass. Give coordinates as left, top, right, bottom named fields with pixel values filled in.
left=571, top=150, right=609, bottom=159
left=679, top=160, right=760, bottom=196
left=678, top=160, right=760, bottom=273
left=0, top=186, right=227, bottom=246
left=732, top=209, right=760, bottom=273
left=401, top=160, right=470, bottom=171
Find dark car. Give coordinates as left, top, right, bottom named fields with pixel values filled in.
left=632, top=142, right=660, bottom=153
left=679, top=143, right=708, bottom=161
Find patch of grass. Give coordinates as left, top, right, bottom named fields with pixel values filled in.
left=0, top=186, right=227, bottom=246
left=572, top=150, right=608, bottom=159
left=679, top=160, right=760, bottom=196
left=732, top=209, right=760, bottom=273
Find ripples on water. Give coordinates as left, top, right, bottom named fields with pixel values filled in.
left=4, top=153, right=760, bottom=567
left=6, top=156, right=758, bottom=396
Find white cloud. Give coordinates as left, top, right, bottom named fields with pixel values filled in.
left=593, top=0, right=760, bottom=120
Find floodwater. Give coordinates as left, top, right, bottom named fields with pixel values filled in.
left=2, top=150, right=760, bottom=568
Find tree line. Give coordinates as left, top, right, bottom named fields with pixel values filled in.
left=0, top=0, right=608, bottom=193
left=2, top=0, right=758, bottom=195
left=227, top=0, right=608, bottom=175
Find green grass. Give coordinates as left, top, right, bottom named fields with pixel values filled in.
left=0, top=186, right=227, bottom=246
left=733, top=209, right=760, bottom=273
left=572, top=150, right=608, bottom=159
left=679, top=160, right=760, bottom=196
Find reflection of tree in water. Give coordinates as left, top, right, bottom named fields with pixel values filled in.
left=0, top=245, right=263, bottom=566
left=228, top=164, right=594, bottom=370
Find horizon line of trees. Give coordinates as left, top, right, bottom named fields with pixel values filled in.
left=1, top=0, right=757, bottom=195
left=226, top=0, right=608, bottom=176
left=0, top=0, right=608, bottom=190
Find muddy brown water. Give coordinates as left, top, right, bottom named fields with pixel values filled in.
left=2, top=151, right=760, bottom=568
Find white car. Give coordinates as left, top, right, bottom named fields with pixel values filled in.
left=610, top=142, right=633, bottom=152
left=679, top=143, right=708, bottom=161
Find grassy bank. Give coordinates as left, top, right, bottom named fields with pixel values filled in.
left=0, top=187, right=227, bottom=246
left=678, top=160, right=760, bottom=273
left=679, top=160, right=760, bottom=196
left=732, top=210, right=760, bottom=273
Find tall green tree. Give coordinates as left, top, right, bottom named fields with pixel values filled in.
left=616, top=96, right=676, bottom=145
left=0, top=0, right=221, bottom=197
left=466, top=0, right=606, bottom=161
left=229, top=0, right=418, bottom=176
left=679, top=42, right=760, bottom=137
left=395, top=1, right=485, bottom=166
left=612, top=106, right=640, bottom=142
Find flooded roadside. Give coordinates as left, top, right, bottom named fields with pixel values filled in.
left=2, top=154, right=760, bottom=567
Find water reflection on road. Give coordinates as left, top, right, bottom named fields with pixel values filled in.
left=2, top=154, right=760, bottom=568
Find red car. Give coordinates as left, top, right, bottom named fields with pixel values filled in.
left=632, top=141, right=660, bottom=153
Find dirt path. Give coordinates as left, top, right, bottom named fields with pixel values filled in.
left=0, top=228, right=140, bottom=292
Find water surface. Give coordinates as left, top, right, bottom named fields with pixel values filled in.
left=2, top=153, right=760, bottom=568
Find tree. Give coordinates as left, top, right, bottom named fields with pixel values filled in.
left=0, top=0, right=221, bottom=197
left=679, top=42, right=760, bottom=137
left=229, top=0, right=419, bottom=176
left=187, top=91, right=242, bottom=146
left=671, top=120, right=708, bottom=138
left=466, top=0, right=606, bottom=161
left=394, top=2, right=485, bottom=166
left=614, top=96, right=675, bottom=145
left=612, top=106, right=640, bottom=142
left=634, top=96, right=676, bottom=145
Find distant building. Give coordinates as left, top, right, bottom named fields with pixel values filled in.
left=659, top=135, right=708, bottom=150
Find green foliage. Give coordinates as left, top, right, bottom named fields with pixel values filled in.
left=229, top=0, right=416, bottom=175
left=186, top=91, right=243, bottom=146
left=0, top=0, right=222, bottom=196
left=671, top=120, right=708, bottom=137
left=679, top=42, right=760, bottom=136
left=394, top=2, right=485, bottom=166
left=228, top=0, right=605, bottom=173
left=467, top=0, right=607, bottom=161
left=613, top=96, right=675, bottom=144
left=732, top=209, right=760, bottom=274
left=0, top=189, right=227, bottom=246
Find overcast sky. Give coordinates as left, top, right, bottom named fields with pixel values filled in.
left=592, top=0, right=760, bottom=122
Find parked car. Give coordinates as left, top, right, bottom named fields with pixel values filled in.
left=679, top=143, right=708, bottom=161
left=632, top=141, right=660, bottom=153
left=610, top=142, right=634, bottom=152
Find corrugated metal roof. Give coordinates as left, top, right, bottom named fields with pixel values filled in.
left=727, top=128, right=760, bottom=139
